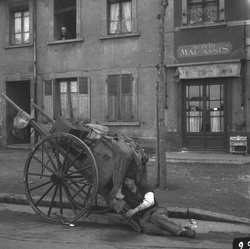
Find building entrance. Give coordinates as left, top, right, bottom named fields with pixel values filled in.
left=183, top=79, right=226, bottom=151
left=6, top=81, right=30, bottom=145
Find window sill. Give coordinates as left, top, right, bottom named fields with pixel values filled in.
left=180, top=22, right=226, bottom=30
left=5, top=43, right=33, bottom=49
left=47, top=38, right=84, bottom=45
left=99, top=32, right=140, bottom=40
left=101, top=121, right=140, bottom=126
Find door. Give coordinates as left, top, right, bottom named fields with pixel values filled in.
left=54, top=78, right=90, bottom=121
left=183, top=79, right=226, bottom=151
left=6, top=81, right=30, bottom=145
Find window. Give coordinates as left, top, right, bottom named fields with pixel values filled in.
left=182, top=0, right=224, bottom=26
left=10, top=4, right=29, bottom=45
left=188, top=0, right=219, bottom=25
left=54, top=0, right=76, bottom=40
left=185, top=83, right=224, bottom=133
left=43, top=78, right=90, bottom=121
left=101, top=0, right=139, bottom=38
left=107, top=74, right=134, bottom=122
left=108, top=0, right=132, bottom=34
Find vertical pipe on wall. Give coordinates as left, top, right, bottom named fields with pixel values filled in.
left=33, top=0, right=38, bottom=143
left=242, top=22, right=247, bottom=130
left=33, top=0, right=37, bottom=104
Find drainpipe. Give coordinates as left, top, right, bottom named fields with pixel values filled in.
left=33, top=0, right=37, bottom=144
left=242, top=22, right=247, bottom=132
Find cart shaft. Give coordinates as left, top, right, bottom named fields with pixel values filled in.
left=31, top=100, right=55, bottom=123
left=2, top=93, right=50, bottom=138
left=2, top=93, right=31, bottom=120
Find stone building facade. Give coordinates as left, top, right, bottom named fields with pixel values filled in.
left=0, top=0, right=250, bottom=153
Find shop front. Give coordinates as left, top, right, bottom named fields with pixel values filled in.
left=180, top=61, right=242, bottom=151
left=164, top=21, right=248, bottom=152
left=167, top=60, right=244, bottom=152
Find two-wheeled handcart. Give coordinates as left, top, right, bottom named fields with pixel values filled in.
left=2, top=93, right=146, bottom=231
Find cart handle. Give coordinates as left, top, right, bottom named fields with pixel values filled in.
left=2, top=93, right=31, bottom=120
left=31, top=100, right=55, bottom=123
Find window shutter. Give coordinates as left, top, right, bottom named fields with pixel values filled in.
left=121, top=74, right=133, bottom=121
left=121, top=74, right=132, bottom=94
left=219, top=0, right=225, bottom=22
left=108, top=75, right=119, bottom=95
left=79, top=77, right=88, bottom=94
left=182, top=0, right=188, bottom=25
left=45, top=80, right=53, bottom=96
left=107, top=75, right=119, bottom=121
left=78, top=77, right=90, bottom=121
left=43, top=80, right=53, bottom=120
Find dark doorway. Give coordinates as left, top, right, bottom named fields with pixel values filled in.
left=6, top=81, right=30, bottom=145
left=183, top=79, right=226, bottom=151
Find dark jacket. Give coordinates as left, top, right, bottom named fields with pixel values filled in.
left=59, top=30, right=72, bottom=40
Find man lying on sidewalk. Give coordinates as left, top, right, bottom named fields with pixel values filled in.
left=120, top=176, right=196, bottom=238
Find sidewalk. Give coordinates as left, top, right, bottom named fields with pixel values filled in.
left=0, top=148, right=250, bottom=234
left=152, top=151, right=250, bottom=226
left=164, top=151, right=250, bottom=164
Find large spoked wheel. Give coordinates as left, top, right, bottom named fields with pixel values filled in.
left=23, top=133, right=98, bottom=224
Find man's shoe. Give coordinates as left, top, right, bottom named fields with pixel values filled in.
left=126, top=218, right=142, bottom=232
left=120, top=212, right=142, bottom=232
left=180, top=226, right=196, bottom=238
left=119, top=209, right=142, bottom=232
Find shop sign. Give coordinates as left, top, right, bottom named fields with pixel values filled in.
left=178, top=63, right=241, bottom=79
left=177, top=42, right=232, bottom=58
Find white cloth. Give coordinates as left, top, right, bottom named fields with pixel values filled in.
left=137, top=192, right=154, bottom=211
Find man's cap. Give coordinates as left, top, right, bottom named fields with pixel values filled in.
left=124, top=175, right=136, bottom=181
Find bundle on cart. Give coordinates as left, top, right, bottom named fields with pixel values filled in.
left=50, top=116, right=90, bottom=141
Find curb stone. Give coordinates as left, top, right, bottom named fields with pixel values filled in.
left=0, top=193, right=28, bottom=205
left=0, top=193, right=249, bottom=226
left=167, top=207, right=188, bottom=219
left=165, top=158, right=250, bottom=164
left=188, top=208, right=250, bottom=225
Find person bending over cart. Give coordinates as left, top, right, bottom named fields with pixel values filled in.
left=120, top=176, right=196, bottom=238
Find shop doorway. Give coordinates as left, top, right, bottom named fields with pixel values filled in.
left=6, top=81, right=30, bottom=145
left=183, top=79, right=226, bottom=151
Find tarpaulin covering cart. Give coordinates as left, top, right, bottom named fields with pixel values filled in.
left=2, top=93, right=148, bottom=230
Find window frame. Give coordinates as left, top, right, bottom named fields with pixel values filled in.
left=5, top=0, right=34, bottom=48
left=48, top=0, right=83, bottom=43
left=182, top=0, right=225, bottom=27
left=43, top=77, right=90, bottom=122
left=100, top=0, right=139, bottom=40
left=54, top=0, right=76, bottom=40
left=102, top=69, right=139, bottom=125
left=107, top=0, right=132, bottom=35
left=10, top=9, right=30, bottom=45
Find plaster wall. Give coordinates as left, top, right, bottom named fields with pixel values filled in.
left=0, top=0, right=34, bottom=76
left=0, top=0, right=174, bottom=148
left=33, top=0, right=165, bottom=140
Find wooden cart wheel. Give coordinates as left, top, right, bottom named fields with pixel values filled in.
left=23, top=133, right=98, bottom=224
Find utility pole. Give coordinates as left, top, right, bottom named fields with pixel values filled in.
left=156, top=0, right=168, bottom=189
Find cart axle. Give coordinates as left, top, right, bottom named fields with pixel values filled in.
left=50, top=172, right=64, bottom=184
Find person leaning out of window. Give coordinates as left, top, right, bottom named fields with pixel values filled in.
left=59, top=27, right=72, bottom=40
